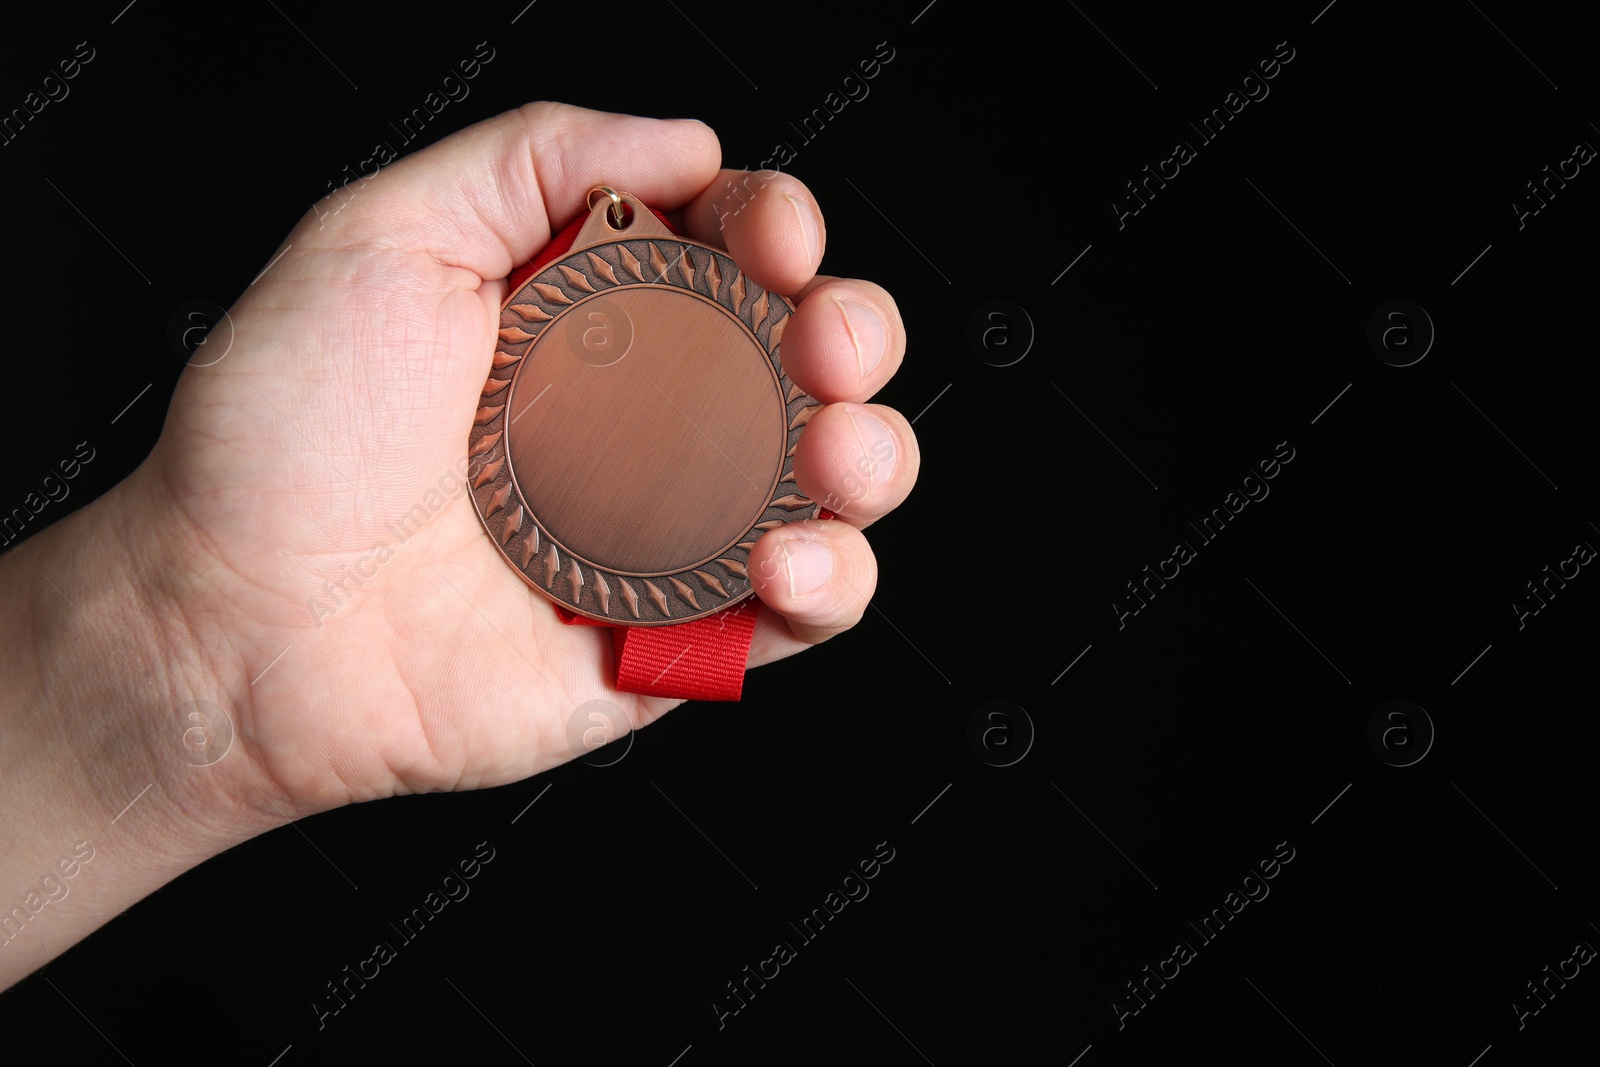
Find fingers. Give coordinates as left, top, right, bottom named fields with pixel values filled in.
left=778, top=277, right=905, bottom=403
left=679, top=170, right=906, bottom=404
left=303, top=102, right=723, bottom=281
left=679, top=169, right=824, bottom=295
left=792, top=403, right=918, bottom=528
left=303, top=105, right=909, bottom=406
left=746, top=519, right=878, bottom=646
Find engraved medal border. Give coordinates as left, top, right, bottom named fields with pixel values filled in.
left=468, top=198, right=822, bottom=626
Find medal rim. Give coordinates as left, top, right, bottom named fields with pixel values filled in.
left=469, top=220, right=822, bottom=627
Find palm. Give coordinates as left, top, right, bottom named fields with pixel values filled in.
left=154, top=234, right=658, bottom=812
left=137, top=104, right=915, bottom=818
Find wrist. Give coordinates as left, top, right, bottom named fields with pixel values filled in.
left=0, top=461, right=266, bottom=983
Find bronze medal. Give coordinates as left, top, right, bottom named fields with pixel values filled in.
left=468, top=188, right=822, bottom=626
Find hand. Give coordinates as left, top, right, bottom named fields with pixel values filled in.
left=0, top=102, right=916, bottom=986
left=9, top=96, right=917, bottom=827
left=157, top=102, right=914, bottom=819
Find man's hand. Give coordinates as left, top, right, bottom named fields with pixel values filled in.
left=0, top=102, right=915, bottom=988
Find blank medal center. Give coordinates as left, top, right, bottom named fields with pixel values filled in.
left=508, top=287, right=783, bottom=575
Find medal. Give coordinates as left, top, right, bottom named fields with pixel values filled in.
left=468, top=187, right=823, bottom=641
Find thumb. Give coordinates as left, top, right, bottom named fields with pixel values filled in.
left=299, top=101, right=722, bottom=282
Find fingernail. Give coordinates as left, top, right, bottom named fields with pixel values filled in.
left=836, top=297, right=886, bottom=380
left=782, top=538, right=833, bottom=597
left=848, top=409, right=898, bottom=486
left=787, top=193, right=821, bottom=266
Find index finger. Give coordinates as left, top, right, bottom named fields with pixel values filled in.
left=676, top=169, right=825, bottom=295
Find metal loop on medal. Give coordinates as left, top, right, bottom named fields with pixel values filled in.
left=587, top=185, right=627, bottom=229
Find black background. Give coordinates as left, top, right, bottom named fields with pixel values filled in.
left=3, top=1, right=1598, bottom=1064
